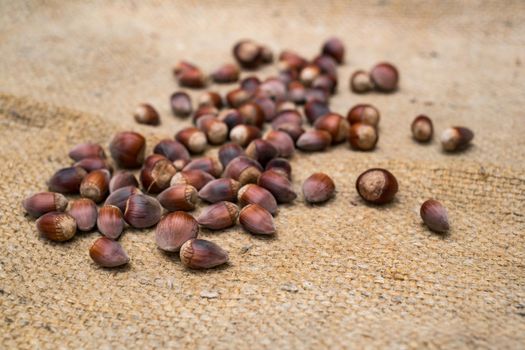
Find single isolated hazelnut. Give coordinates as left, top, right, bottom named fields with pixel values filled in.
left=109, top=131, right=146, bottom=169
left=321, top=37, right=345, bottom=64
left=67, top=198, right=98, bottom=232
left=233, top=40, right=262, bottom=69
left=89, top=237, right=130, bottom=268
left=348, top=123, right=378, bottom=151
left=36, top=211, right=77, bottom=242
left=420, top=199, right=450, bottom=233
left=356, top=168, right=398, bottom=204
left=370, top=62, right=399, bottom=92
left=170, top=92, right=193, bottom=117
left=133, top=103, right=160, bottom=125
left=155, top=211, right=199, bottom=252
left=180, top=239, right=229, bottom=269
left=302, top=173, right=335, bottom=204
left=440, top=127, right=474, bottom=152
left=23, top=192, right=68, bottom=218
left=350, top=70, right=373, bottom=93
left=411, top=115, right=434, bottom=142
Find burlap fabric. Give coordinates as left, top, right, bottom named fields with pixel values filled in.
left=1, top=1, right=524, bottom=348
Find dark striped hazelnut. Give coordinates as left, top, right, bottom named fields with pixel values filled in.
left=279, top=50, right=308, bottom=71
left=370, top=62, right=399, bottom=92
left=196, top=116, right=229, bottom=145
left=276, top=122, right=306, bottom=142
left=183, top=157, right=223, bottom=177
left=287, top=81, right=306, bottom=104
left=356, top=168, right=398, bottom=204
left=239, top=204, right=275, bottom=235
left=80, top=169, right=111, bottom=203
left=198, top=178, right=241, bottom=203
left=440, top=127, right=474, bottom=152
left=226, top=88, right=253, bottom=108
left=271, top=110, right=303, bottom=129
left=104, top=186, right=142, bottom=213
left=97, top=204, right=124, bottom=240
left=180, top=239, right=229, bottom=269
left=312, top=74, right=337, bottom=95
left=153, top=139, right=190, bottom=163
left=347, top=104, right=380, bottom=127
left=229, top=125, right=262, bottom=147
left=264, top=130, right=295, bottom=158
left=155, top=211, right=199, bottom=252
left=36, top=212, right=76, bottom=242
left=296, top=130, right=332, bottom=152
left=175, top=127, right=207, bottom=154
left=218, top=143, right=245, bottom=168
left=223, top=156, right=263, bottom=185
left=170, top=91, right=193, bottom=117
left=253, top=97, right=276, bottom=121
left=420, top=199, right=450, bottom=233
left=124, top=194, right=162, bottom=228
left=198, top=91, right=223, bottom=109
left=69, top=143, right=105, bottom=161
left=109, top=131, right=146, bottom=168
left=217, top=109, right=244, bottom=130
left=321, top=37, right=345, bottom=64
left=304, top=100, right=330, bottom=125
left=23, top=192, right=68, bottom=218
left=258, top=78, right=287, bottom=101
left=233, top=40, right=262, bottom=69
left=133, top=103, right=160, bottom=125
left=89, top=237, right=129, bottom=267
left=197, top=201, right=239, bottom=230
left=74, top=157, right=112, bottom=173
left=109, top=172, right=138, bottom=193
left=237, top=184, right=277, bottom=215
left=240, top=76, right=261, bottom=93
left=238, top=102, right=265, bottom=128
left=211, top=63, right=240, bottom=83
left=314, top=113, right=350, bottom=144
left=411, top=115, right=434, bottom=142
left=139, top=157, right=176, bottom=194
left=350, top=70, right=373, bottom=94
left=48, top=166, right=87, bottom=194
left=300, top=64, right=321, bottom=86
left=176, top=67, right=208, bottom=89
left=258, top=170, right=297, bottom=203
left=265, top=158, right=292, bottom=180
left=349, top=123, right=378, bottom=151
left=312, top=55, right=338, bottom=77
left=245, top=139, right=278, bottom=167
left=67, top=198, right=97, bottom=231
left=302, top=173, right=335, bottom=204
left=170, top=169, right=214, bottom=191
left=158, top=184, right=198, bottom=211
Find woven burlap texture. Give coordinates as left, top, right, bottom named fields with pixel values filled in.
left=1, top=1, right=524, bottom=349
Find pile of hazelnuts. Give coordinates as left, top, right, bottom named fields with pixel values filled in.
left=23, top=38, right=472, bottom=270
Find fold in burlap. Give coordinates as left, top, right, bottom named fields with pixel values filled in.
left=1, top=1, right=524, bottom=349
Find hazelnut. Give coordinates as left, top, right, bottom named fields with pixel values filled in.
left=239, top=204, right=275, bottom=235
left=89, top=237, right=129, bottom=267
left=180, top=239, right=229, bottom=269
left=296, top=130, right=332, bottom=152
left=348, top=123, right=378, bottom=151
left=68, top=143, right=105, bottom=161
left=74, top=157, right=112, bottom=173
left=411, top=115, right=434, bottom=142
left=233, top=40, right=262, bottom=69
left=139, top=156, right=177, bottom=194
left=302, top=173, right=335, bottom=204
left=133, top=103, right=160, bottom=125
left=80, top=169, right=111, bottom=203
left=223, top=156, right=263, bottom=185
left=265, top=158, right=292, bottom=180
left=198, top=91, right=223, bottom=109
left=211, top=63, right=240, bottom=83
left=347, top=104, right=380, bottom=127
left=196, top=116, right=229, bottom=145
left=314, top=113, right=350, bottom=144
left=36, top=212, right=76, bottom=242
left=155, top=212, right=199, bottom=252
left=67, top=198, right=98, bottom=232
left=104, top=186, right=142, bottom=213
left=109, top=131, right=146, bottom=169
left=157, top=184, right=198, bottom=211
left=258, top=170, right=297, bottom=203
left=153, top=139, right=190, bottom=163
left=350, top=70, right=373, bottom=94
left=124, top=194, right=162, bottom=228
left=197, top=201, right=239, bottom=230
left=170, top=169, right=214, bottom=191
left=218, top=143, right=245, bottom=168
left=440, top=127, right=474, bottom=152
left=97, top=205, right=124, bottom=240
left=175, top=127, right=207, bottom=154
left=304, top=100, right=330, bottom=125
left=264, top=130, right=295, bottom=158
left=237, top=184, right=277, bottom=215
left=245, top=139, right=279, bottom=167
left=198, top=178, right=241, bottom=203
left=370, top=62, right=399, bottom=92
left=229, top=125, right=262, bottom=147
left=23, top=192, right=68, bottom=218
left=321, top=37, right=345, bottom=64
left=356, top=168, right=398, bottom=204
left=170, top=92, right=193, bottom=117
left=48, top=166, right=87, bottom=194
left=420, top=199, right=450, bottom=233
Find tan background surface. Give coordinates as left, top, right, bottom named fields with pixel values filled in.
left=1, top=1, right=524, bottom=349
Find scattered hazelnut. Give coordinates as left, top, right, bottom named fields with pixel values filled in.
left=80, top=169, right=111, bottom=203
left=302, top=173, right=335, bottom=204
left=170, top=169, right=214, bottom=191
left=198, top=178, right=241, bottom=203
left=196, top=116, right=229, bottom=145
left=370, top=62, right=399, bottom=92
left=304, top=100, right=330, bottom=125
left=264, top=130, right=295, bottom=158
left=170, top=92, right=193, bottom=117
left=211, top=63, right=240, bottom=83
left=356, top=168, right=398, bottom=204
left=440, top=127, right=474, bottom=152
left=238, top=102, right=265, bottom=128
left=68, top=143, right=105, bottom=161
left=155, top=212, right=199, bottom=252
left=217, top=109, right=244, bottom=131
left=350, top=70, right=373, bottom=93
left=411, top=115, right=434, bottom=142
left=420, top=199, right=450, bottom=233
left=180, top=238, right=229, bottom=269
left=133, top=103, right=160, bottom=125
left=157, top=184, right=198, bottom=211
left=97, top=204, right=124, bottom=240
left=233, top=40, right=262, bottom=69
left=218, top=143, right=245, bottom=168
left=245, top=139, right=279, bottom=167
left=239, top=204, right=276, bottom=235
left=265, top=158, right=292, bottom=180
left=109, top=172, right=139, bottom=193
left=109, top=131, right=146, bottom=168
left=74, top=157, right=112, bottom=173
left=347, top=104, right=380, bottom=127
left=89, top=237, right=129, bottom=267
left=321, top=37, right=345, bottom=64
left=23, top=192, right=68, bottom=218
left=223, top=156, right=263, bottom=185
left=296, top=130, right=332, bottom=152
left=197, top=201, right=239, bottom=230
left=139, top=156, right=177, bottom=194
left=104, top=186, right=142, bottom=213
left=258, top=170, right=297, bottom=203
left=314, top=113, right=350, bottom=144
left=237, top=184, right=278, bottom=215
left=348, top=123, right=378, bottom=151
left=175, top=127, right=207, bottom=154
left=36, top=211, right=76, bottom=242
left=198, top=91, right=223, bottom=109
left=229, top=125, right=262, bottom=147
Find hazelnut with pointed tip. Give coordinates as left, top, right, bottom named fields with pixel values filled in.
left=296, top=130, right=332, bottom=152
left=420, top=199, right=450, bottom=233
left=245, top=139, right=279, bottom=167
left=48, top=166, right=87, bottom=194
left=258, top=170, right=297, bottom=203
left=69, top=143, right=105, bottom=161
left=133, top=103, right=160, bottom=125
left=197, top=201, right=239, bottom=230
left=314, top=113, right=350, bottom=144
left=97, top=205, right=124, bottom=239
left=302, top=173, right=335, bottom=204
left=80, top=169, right=111, bottom=203
left=89, top=237, right=129, bottom=267
left=104, top=186, right=142, bottom=213
left=198, top=178, right=241, bottom=203
left=237, top=184, right=277, bottom=215
left=155, top=212, right=199, bottom=252
left=239, top=204, right=275, bottom=235
left=441, top=127, right=474, bottom=152
left=67, top=198, right=97, bottom=231
left=153, top=139, right=190, bottom=163
left=74, top=157, right=112, bottom=173
left=124, top=194, right=162, bottom=228
left=180, top=239, right=229, bottom=269
left=23, top=192, right=68, bottom=218
left=158, top=184, right=198, bottom=211
left=170, top=169, right=214, bottom=190
left=175, top=127, right=207, bottom=154
left=183, top=157, right=223, bottom=177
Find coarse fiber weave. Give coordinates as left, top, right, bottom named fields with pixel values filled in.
left=1, top=1, right=524, bottom=349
